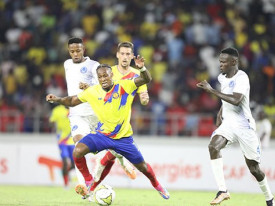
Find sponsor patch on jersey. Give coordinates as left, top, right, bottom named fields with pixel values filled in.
left=229, top=80, right=235, bottom=87
left=72, top=125, right=78, bottom=131
left=80, top=67, right=87, bottom=73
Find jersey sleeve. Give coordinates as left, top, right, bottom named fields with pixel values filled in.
left=120, top=79, right=137, bottom=94
left=233, top=73, right=249, bottom=95
left=78, top=87, right=92, bottom=103
left=137, top=84, right=147, bottom=93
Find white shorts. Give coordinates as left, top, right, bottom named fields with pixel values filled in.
left=211, top=122, right=261, bottom=162
left=69, top=115, right=98, bottom=137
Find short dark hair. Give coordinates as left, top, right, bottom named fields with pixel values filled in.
left=68, top=37, right=83, bottom=45
left=96, top=64, right=112, bottom=71
left=221, top=47, right=239, bottom=57
left=117, top=42, right=134, bottom=52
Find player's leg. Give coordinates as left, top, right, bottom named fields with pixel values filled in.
left=90, top=159, right=115, bottom=191
left=245, top=157, right=274, bottom=205
left=208, top=135, right=230, bottom=205
left=69, top=116, right=95, bottom=186
left=74, top=133, right=113, bottom=198
left=114, top=136, right=169, bottom=199
left=133, top=161, right=170, bottom=199
left=94, top=150, right=136, bottom=182
left=110, top=150, right=136, bottom=179
left=59, top=144, right=71, bottom=188
left=240, top=128, right=274, bottom=205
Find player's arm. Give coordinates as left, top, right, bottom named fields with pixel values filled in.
left=79, top=82, right=90, bottom=90
left=46, top=94, right=82, bottom=107
left=196, top=80, right=244, bottom=106
left=216, top=106, right=223, bottom=127
left=133, top=55, right=152, bottom=87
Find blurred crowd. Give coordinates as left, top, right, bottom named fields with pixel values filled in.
left=1, top=0, right=275, bottom=135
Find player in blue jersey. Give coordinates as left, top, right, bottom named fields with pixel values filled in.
left=46, top=62, right=170, bottom=201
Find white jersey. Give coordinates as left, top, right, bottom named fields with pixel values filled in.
left=218, top=70, right=256, bottom=130
left=64, top=57, right=99, bottom=116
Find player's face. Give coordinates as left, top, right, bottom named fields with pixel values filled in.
left=219, top=53, right=233, bottom=74
left=68, top=43, right=85, bottom=63
left=116, top=47, right=134, bottom=68
left=97, top=67, right=113, bottom=89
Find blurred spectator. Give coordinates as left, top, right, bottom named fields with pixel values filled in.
left=0, top=0, right=275, bottom=136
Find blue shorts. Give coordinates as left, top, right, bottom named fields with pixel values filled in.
left=79, top=133, right=144, bottom=164
left=59, top=144, right=74, bottom=162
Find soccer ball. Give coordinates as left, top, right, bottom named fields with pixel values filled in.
left=93, top=184, right=115, bottom=205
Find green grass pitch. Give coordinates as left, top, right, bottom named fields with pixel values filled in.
left=0, top=185, right=267, bottom=206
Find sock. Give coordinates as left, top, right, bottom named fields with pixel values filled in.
left=211, top=158, right=227, bottom=192
left=63, top=174, right=69, bottom=186
left=73, top=156, right=93, bottom=182
left=75, top=164, right=85, bottom=185
left=142, top=163, right=159, bottom=188
left=90, top=160, right=115, bottom=191
left=100, top=151, right=116, bottom=166
left=258, top=176, right=274, bottom=201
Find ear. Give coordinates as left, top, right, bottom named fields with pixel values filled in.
left=232, top=57, right=237, bottom=66
left=116, top=52, right=119, bottom=59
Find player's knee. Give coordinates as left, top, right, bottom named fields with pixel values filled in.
left=73, top=146, right=84, bottom=158
left=134, top=162, right=147, bottom=173
left=73, top=134, right=83, bottom=144
left=208, top=143, right=220, bottom=154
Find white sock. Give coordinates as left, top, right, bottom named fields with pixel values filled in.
left=258, top=176, right=274, bottom=201
left=211, top=158, right=227, bottom=192
left=110, top=150, right=124, bottom=166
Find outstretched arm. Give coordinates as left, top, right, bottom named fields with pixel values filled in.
left=196, top=80, right=244, bottom=106
left=46, top=94, right=82, bottom=107
left=133, top=55, right=152, bottom=87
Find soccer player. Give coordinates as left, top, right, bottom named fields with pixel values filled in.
left=67, top=38, right=137, bottom=185
left=93, top=42, right=149, bottom=182
left=49, top=105, right=74, bottom=188
left=64, top=37, right=99, bottom=185
left=46, top=63, right=170, bottom=200
left=256, top=109, right=272, bottom=149
left=197, top=47, right=274, bottom=206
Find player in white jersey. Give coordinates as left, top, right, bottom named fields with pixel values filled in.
left=256, top=109, right=272, bottom=149
left=197, top=47, right=274, bottom=206
left=65, top=37, right=99, bottom=188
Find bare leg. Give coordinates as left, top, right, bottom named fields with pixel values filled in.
left=208, top=135, right=228, bottom=160
left=245, top=157, right=273, bottom=202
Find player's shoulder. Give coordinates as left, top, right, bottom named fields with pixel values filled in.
left=64, top=59, right=73, bottom=67
left=84, top=57, right=100, bottom=68
left=235, top=70, right=249, bottom=80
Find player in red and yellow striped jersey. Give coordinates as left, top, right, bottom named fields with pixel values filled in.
left=46, top=63, right=170, bottom=200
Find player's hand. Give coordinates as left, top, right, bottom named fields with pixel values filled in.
left=79, top=82, right=89, bottom=90
left=134, top=55, right=145, bottom=69
left=196, top=80, right=213, bottom=92
left=139, top=92, right=149, bottom=105
left=46, top=94, right=59, bottom=103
